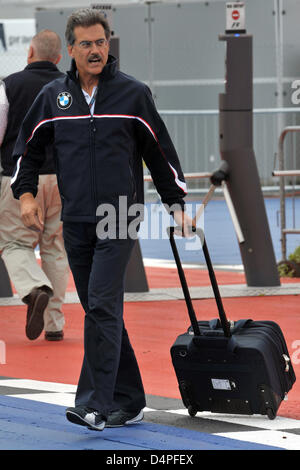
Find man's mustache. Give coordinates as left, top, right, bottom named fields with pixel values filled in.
left=88, top=54, right=102, bottom=61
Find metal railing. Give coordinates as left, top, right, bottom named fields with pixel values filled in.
left=272, top=125, right=300, bottom=261
left=145, top=107, right=300, bottom=262
left=144, top=171, right=245, bottom=245
left=156, top=107, right=300, bottom=191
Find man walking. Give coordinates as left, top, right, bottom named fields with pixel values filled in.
left=11, top=9, right=191, bottom=429
left=0, top=30, right=69, bottom=341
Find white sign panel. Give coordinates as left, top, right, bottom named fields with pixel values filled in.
left=0, top=19, right=36, bottom=78
left=211, top=378, right=233, bottom=391
left=226, top=2, right=245, bottom=32
left=91, top=4, right=113, bottom=31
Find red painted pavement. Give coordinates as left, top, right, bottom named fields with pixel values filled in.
left=0, top=267, right=299, bottom=419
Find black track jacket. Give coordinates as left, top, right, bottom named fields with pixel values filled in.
left=11, top=55, right=187, bottom=223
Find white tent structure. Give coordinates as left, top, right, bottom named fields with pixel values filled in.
left=0, top=0, right=299, bottom=189
left=0, top=0, right=228, bottom=17
left=0, top=0, right=139, bottom=18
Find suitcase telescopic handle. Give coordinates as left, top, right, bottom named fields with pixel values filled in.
left=167, top=226, right=232, bottom=338
left=167, top=226, right=201, bottom=336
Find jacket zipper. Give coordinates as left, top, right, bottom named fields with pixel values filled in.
left=240, top=326, right=289, bottom=394
left=90, top=117, right=97, bottom=219
left=256, top=325, right=293, bottom=391
left=257, top=330, right=287, bottom=394
left=250, top=321, right=293, bottom=384
left=88, top=85, right=101, bottom=220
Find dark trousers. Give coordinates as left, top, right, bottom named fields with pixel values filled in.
left=63, top=222, right=146, bottom=418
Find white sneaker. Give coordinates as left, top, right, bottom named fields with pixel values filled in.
left=66, top=406, right=106, bottom=431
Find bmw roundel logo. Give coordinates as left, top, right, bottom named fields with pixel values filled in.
left=57, top=92, right=73, bottom=110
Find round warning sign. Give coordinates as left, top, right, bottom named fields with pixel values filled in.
left=232, top=10, right=240, bottom=20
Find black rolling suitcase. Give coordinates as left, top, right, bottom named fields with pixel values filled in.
left=168, top=226, right=296, bottom=420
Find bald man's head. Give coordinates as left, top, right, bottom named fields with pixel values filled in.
left=28, top=29, right=62, bottom=64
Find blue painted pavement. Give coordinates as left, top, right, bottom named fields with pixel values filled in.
left=139, top=197, right=300, bottom=265
left=0, top=396, right=283, bottom=451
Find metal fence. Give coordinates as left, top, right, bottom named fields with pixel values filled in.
left=149, top=107, right=300, bottom=195
left=272, top=126, right=300, bottom=260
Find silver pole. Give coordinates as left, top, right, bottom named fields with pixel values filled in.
left=146, top=2, right=155, bottom=97
left=273, top=170, right=300, bottom=177
left=222, top=182, right=245, bottom=244
left=274, top=0, right=285, bottom=137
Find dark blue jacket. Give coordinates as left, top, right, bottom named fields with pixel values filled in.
left=11, top=55, right=187, bottom=223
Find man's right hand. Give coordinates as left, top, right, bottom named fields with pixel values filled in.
left=19, top=192, right=44, bottom=232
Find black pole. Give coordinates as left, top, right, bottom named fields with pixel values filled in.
left=110, top=35, right=149, bottom=293
left=124, top=237, right=149, bottom=293
left=218, top=33, right=280, bottom=287
left=0, top=257, right=13, bottom=298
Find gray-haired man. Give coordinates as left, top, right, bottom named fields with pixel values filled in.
left=11, top=9, right=192, bottom=430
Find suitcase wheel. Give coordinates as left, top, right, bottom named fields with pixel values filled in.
left=188, top=405, right=198, bottom=417
left=266, top=408, right=276, bottom=420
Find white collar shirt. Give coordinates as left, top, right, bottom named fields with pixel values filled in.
left=82, top=86, right=98, bottom=116
left=0, top=80, right=9, bottom=146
